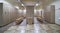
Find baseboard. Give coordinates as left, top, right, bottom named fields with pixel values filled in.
left=0, top=21, right=15, bottom=28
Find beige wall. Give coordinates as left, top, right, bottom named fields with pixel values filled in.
left=49, top=0, right=60, bottom=25
left=44, top=5, right=55, bottom=23
left=0, top=1, right=18, bottom=26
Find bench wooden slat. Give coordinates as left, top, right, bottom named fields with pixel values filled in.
left=15, top=17, right=24, bottom=25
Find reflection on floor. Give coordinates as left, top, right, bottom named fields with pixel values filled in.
left=4, top=18, right=60, bottom=33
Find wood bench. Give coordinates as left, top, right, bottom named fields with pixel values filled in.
left=15, top=17, right=24, bottom=25
left=37, top=16, right=43, bottom=22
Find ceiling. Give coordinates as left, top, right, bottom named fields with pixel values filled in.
left=4, top=0, right=57, bottom=9
left=20, top=0, right=41, bottom=6
left=20, top=0, right=57, bottom=9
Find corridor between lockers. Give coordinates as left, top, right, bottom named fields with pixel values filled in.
left=0, top=0, right=60, bottom=33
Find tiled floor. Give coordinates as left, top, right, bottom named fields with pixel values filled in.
left=3, top=18, right=60, bottom=33
left=0, top=21, right=16, bottom=33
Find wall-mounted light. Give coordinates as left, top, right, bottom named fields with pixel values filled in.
left=36, top=3, right=39, bottom=6
left=15, top=6, right=19, bottom=9
left=34, top=9, right=36, bottom=13
left=22, top=4, right=24, bottom=6
left=24, top=9, right=26, bottom=12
